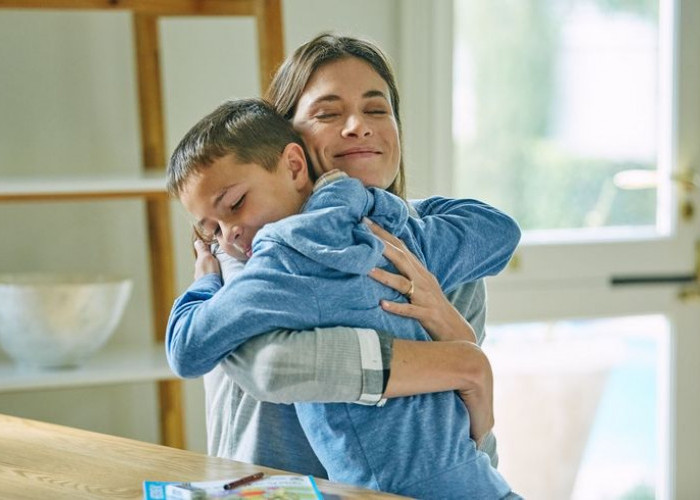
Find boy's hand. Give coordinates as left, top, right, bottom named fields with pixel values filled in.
left=193, top=239, right=221, bottom=280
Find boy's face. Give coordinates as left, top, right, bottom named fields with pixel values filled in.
left=180, top=145, right=311, bottom=260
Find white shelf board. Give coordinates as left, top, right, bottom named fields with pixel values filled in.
left=0, top=175, right=168, bottom=201
left=0, top=343, right=177, bottom=393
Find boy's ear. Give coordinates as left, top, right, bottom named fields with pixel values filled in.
left=281, top=142, right=311, bottom=189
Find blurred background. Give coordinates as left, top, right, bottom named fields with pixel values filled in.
left=1, top=1, right=699, bottom=498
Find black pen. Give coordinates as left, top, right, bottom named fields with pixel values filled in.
left=223, top=472, right=265, bottom=490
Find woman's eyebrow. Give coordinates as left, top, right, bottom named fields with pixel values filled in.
left=308, top=94, right=341, bottom=108
left=308, top=89, right=389, bottom=108
left=363, top=89, right=389, bottom=101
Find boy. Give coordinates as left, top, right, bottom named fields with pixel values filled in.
left=166, top=98, right=519, bottom=498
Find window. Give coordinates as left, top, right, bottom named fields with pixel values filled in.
left=453, top=0, right=668, bottom=241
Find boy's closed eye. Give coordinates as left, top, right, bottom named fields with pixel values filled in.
left=231, top=194, right=246, bottom=211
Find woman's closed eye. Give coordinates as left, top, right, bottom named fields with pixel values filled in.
left=365, top=102, right=390, bottom=115
left=314, top=112, right=340, bottom=120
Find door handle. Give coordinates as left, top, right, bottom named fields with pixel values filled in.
left=610, top=274, right=695, bottom=286
left=610, top=241, right=700, bottom=300
left=610, top=273, right=700, bottom=300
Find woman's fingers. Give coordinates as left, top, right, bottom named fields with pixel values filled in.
left=365, top=218, right=418, bottom=278
left=380, top=299, right=422, bottom=319
left=364, top=217, right=402, bottom=247
left=364, top=218, right=477, bottom=343
left=369, top=267, right=413, bottom=296
left=365, top=218, right=413, bottom=258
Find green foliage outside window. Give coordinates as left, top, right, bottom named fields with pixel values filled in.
left=455, top=0, right=658, bottom=231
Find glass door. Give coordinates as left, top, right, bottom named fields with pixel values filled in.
left=449, top=0, right=700, bottom=498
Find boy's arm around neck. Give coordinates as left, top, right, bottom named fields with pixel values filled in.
left=410, top=196, right=521, bottom=291
left=165, top=248, right=321, bottom=378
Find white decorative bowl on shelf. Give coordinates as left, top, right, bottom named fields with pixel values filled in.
left=0, top=274, right=132, bottom=369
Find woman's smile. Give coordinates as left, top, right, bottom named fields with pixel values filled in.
left=334, top=146, right=382, bottom=158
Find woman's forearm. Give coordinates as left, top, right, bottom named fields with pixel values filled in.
left=386, top=339, right=495, bottom=444
left=383, top=339, right=490, bottom=398
left=225, top=331, right=492, bottom=403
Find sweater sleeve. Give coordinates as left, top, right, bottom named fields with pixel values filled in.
left=221, top=327, right=393, bottom=405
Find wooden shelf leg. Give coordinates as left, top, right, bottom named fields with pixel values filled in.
left=255, top=0, right=285, bottom=90
left=133, top=12, right=185, bottom=449
left=158, top=379, right=185, bottom=449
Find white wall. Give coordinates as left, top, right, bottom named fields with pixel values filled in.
left=0, top=1, right=400, bottom=453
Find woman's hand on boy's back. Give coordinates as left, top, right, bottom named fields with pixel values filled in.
left=193, top=239, right=221, bottom=280
left=365, top=219, right=476, bottom=343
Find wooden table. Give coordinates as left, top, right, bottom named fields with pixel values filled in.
left=0, top=413, right=406, bottom=499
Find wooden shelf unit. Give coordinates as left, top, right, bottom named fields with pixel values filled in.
left=0, top=0, right=284, bottom=449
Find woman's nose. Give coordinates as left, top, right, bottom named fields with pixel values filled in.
left=341, top=114, right=372, bottom=138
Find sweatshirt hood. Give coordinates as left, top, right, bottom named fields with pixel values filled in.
left=254, top=176, right=408, bottom=275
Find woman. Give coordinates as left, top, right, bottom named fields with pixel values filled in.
left=200, top=33, right=518, bottom=488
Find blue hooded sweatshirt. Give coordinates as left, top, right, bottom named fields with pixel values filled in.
left=166, top=173, right=520, bottom=498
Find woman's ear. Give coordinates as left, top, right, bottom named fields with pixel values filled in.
left=281, top=142, right=311, bottom=189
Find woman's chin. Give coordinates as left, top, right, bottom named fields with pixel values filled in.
left=330, top=163, right=396, bottom=190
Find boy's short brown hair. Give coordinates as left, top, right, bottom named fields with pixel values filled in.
left=167, top=98, right=308, bottom=197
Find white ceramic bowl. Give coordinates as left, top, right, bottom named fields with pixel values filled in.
left=0, top=274, right=132, bottom=369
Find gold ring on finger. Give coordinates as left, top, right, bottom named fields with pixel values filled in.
left=403, top=280, right=415, bottom=301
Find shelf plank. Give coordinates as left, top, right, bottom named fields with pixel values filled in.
left=0, top=0, right=255, bottom=16
left=0, top=344, right=177, bottom=392
left=0, top=175, right=168, bottom=202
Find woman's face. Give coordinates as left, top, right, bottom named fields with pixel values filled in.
left=291, top=57, right=400, bottom=190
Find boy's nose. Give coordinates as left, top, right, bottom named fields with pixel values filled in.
left=342, top=114, right=372, bottom=138
left=221, top=223, right=242, bottom=247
